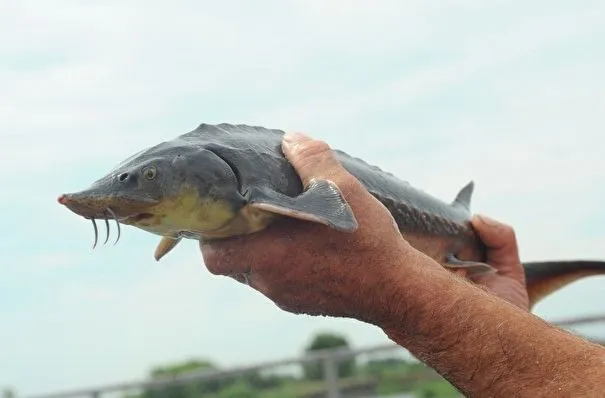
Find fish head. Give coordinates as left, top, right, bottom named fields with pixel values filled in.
left=58, top=140, right=246, bottom=240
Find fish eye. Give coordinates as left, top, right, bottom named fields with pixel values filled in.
left=142, top=166, right=157, bottom=180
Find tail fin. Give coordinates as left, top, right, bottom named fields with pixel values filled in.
left=523, top=260, right=605, bottom=309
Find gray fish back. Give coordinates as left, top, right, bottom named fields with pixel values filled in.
left=157, top=123, right=475, bottom=238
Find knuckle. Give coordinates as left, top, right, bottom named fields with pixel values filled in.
left=334, top=172, right=363, bottom=193
left=203, top=259, right=224, bottom=275
left=500, top=223, right=517, bottom=240
left=230, top=273, right=247, bottom=284
left=296, top=139, right=332, bottom=160
left=204, top=260, right=223, bottom=275
left=260, top=283, right=279, bottom=302
left=334, top=174, right=372, bottom=210
left=275, top=300, right=296, bottom=313
left=200, top=244, right=234, bottom=275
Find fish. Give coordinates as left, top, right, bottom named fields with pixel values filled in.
left=58, top=123, right=605, bottom=309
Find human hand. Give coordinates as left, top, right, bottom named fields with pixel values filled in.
left=469, top=215, right=530, bottom=311
left=199, top=133, right=440, bottom=325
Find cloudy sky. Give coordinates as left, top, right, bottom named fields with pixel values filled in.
left=2, top=0, right=605, bottom=395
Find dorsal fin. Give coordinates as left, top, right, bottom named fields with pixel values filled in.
left=451, top=180, right=474, bottom=210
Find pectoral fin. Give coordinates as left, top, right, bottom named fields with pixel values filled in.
left=246, top=179, right=358, bottom=233
left=445, top=253, right=497, bottom=276
left=154, top=236, right=182, bottom=261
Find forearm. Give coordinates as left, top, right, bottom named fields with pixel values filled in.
left=380, top=251, right=605, bottom=397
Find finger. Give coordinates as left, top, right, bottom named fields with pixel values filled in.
left=230, top=272, right=250, bottom=285
left=199, top=222, right=295, bottom=276
left=282, top=132, right=358, bottom=189
left=471, top=214, right=522, bottom=275
left=452, top=268, right=469, bottom=278
left=199, top=237, right=253, bottom=276
left=281, top=132, right=387, bottom=226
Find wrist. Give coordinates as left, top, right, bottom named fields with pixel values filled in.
left=364, top=242, right=605, bottom=397
left=375, top=249, right=478, bottom=349
left=368, top=244, right=451, bottom=330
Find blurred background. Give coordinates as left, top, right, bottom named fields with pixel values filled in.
left=1, top=1, right=604, bottom=397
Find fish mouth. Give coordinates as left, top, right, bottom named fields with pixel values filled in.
left=122, top=212, right=155, bottom=223
left=57, top=191, right=159, bottom=248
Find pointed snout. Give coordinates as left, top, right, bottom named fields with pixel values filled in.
left=57, top=189, right=158, bottom=220
left=57, top=190, right=114, bottom=219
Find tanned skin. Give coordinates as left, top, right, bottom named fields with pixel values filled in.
left=200, top=133, right=605, bottom=397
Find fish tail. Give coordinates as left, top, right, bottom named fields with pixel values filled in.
left=523, top=260, right=605, bottom=309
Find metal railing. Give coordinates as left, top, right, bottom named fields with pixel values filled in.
left=19, top=314, right=605, bottom=398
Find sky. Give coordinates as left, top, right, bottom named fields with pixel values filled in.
left=1, top=0, right=605, bottom=395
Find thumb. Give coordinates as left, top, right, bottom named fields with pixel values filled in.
left=281, top=132, right=396, bottom=233
left=282, top=132, right=353, bottom=188
left=471, top=214, right=523, bottom=278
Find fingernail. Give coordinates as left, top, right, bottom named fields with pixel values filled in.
left=476, top=214, right=499, bottom=227
left=283, top=132, right=310, bottom=148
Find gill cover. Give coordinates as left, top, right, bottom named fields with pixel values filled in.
left=151, top=147, right=247, bottom=260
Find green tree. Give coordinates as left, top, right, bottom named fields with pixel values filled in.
left=142, top=358, right=224, bottom=398
left=136, top=358, right=288, bottom=398
left=217, top=380, right=260, bottom=398
left=413, top=379, right=461, bottom=398
left=302, top=332, right=355, bottom=380
left=364, top=357, right=410, bottom=376
left=150, top=359, right=216, bottom=377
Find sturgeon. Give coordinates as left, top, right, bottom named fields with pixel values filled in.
left=58, top=123, right=605, bottom=309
